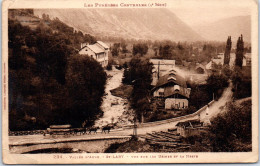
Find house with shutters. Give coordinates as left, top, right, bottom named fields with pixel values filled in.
left=79, top=41, right=109, bottom=67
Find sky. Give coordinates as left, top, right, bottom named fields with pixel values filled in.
left=170, top=5, right=251, bottom=27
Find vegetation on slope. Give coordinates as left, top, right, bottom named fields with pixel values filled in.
left=9, top=11, right=106, bottom=130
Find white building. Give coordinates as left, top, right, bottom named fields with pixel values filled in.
left=79, top=41, right=109, bottom=67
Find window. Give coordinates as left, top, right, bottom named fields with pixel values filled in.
left=159, top=92, right=164, bottom=96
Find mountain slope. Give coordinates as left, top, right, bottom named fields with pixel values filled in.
left=194, top=15, right=251, bottom=42
left=34, top=9, right=203, bottom=41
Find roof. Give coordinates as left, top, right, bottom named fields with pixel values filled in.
left=206, top=61, right=212, bottom=69
left=97, top=41, right=109, bottom=49
left=155, top=72, right=187, bottom=88
left=217, top=53, right=224, bottom=57
left=183, top=61, right=191, bottom=67
left=195, top=64, right=206, bottom=72
left=212, top=58, right=223, bottom=65
left=164, top=85, right=190, bottom=98
left=195, top=64, right=205, bottom=70
left=176, top=120, right=202, bottom=127
left=150, top=59, right=175, bottom=65
left=87, top=44, right=105, bottom=54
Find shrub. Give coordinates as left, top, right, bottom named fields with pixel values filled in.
left=210, top=100, right=252, bottom=152
left=106, top=63, right=112, bottom=70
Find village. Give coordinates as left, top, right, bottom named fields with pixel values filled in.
left=35, top=35, right=250, bottom=142
left=76, top=37, right=251, bottom=126
left=7, top=9, right=252, bottom=153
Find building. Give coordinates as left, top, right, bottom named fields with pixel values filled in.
left=206, top=52, right=251, bottom=69
left=205, top=53, right=225, bottom=70
left=213, top=53, right=224, bottom=65
left=79, top=41, right=109, bottom=67
left=150, top=59, right=191, bottom=110
left=151, top=69, right=191, bottom=110
left=243, top=53, right=251, bottom=67
left=195, top=63, right=206, bottom=74
left=176, top=120, right=207, bottom=138
left=150, top=59, right=176, bottom=86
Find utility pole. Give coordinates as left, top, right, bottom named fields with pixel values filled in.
left=157, top=61, right=160, bottom=79
left=133, top=116, right=137, bottom=136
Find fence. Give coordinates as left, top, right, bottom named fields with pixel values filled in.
left=9, top=130, right=46, bottom=136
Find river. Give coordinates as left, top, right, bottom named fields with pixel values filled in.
left=95, top=67, right=134, bottom=127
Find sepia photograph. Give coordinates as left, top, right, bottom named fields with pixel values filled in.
left=2, top=0, right=258, bottom=164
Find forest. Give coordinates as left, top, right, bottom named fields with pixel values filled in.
left=8, top=11, right=106, bottom=131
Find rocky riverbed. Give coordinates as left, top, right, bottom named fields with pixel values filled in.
left=95, top=67, right=134, bottom=127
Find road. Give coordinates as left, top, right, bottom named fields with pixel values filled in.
left=207, top=83, right=233, bottom=119
left=9, top=83, right=233, bottom=145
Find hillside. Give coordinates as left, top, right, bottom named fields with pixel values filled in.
left=8, top=10, right=105, bottom=130
left=34, top=8, right=203, bottom=42
left=194, top=15, right=251, bottom=42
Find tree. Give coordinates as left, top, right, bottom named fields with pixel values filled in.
left=159, top=44, right=173, bottom=59
left=111, top=43, right=120, bottom=56
left=8, top=20, right=72, bottom=130
left=66, top=55, right=107, bottom=127
left=224, top=36, right=232, bottom=65
left=123, top=58, right=153, bottom=122
left=106, top=61, right=113, bottom=70
left=231, top=66, right=242, bottom=91
left=8, top=16, right=99, bottom=130
left=189, top=84, right=212, bottom=109
left=235, top=34, right=244, bottom=68
left=231, top=66, right=251, bottom=99
left=133, top=43, right=148, bottom=56
left=206, top=73, right=229, bottom=99
left=121, top=42, right=128, bottom=53
left=210, top=100, right=251, bottom=152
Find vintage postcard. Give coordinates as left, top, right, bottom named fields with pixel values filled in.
left=2, top=0, right=258, bottom=164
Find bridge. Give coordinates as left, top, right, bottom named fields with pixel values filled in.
left=9, top=135, right=131, bottom=154
left=9, top=85, right=232, bottom=154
